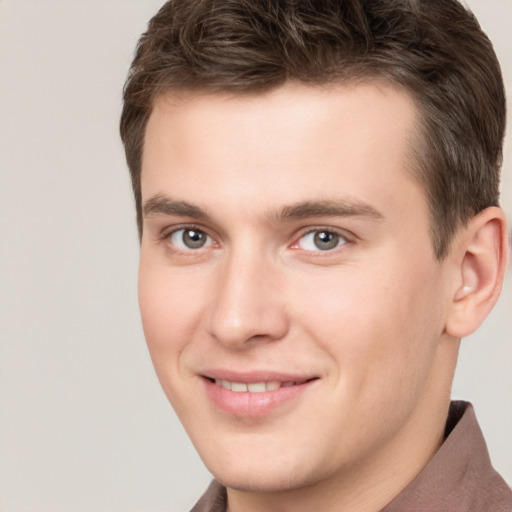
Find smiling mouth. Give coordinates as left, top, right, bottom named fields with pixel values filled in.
left=206, top=377, right=316, bottom=393
left=202, top=375, right=319, bottom=416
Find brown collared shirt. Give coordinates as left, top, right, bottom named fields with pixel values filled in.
left=190, top=401, right=512, bottom=511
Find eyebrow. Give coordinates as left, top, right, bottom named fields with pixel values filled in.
left=143, top=195, right=384, bottom=223
left=143, top=195, right=209, bottom=219
left=275, top=199, right=384, bottom=222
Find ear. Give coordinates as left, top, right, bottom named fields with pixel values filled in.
left=445, top=207, right=509, bottom=338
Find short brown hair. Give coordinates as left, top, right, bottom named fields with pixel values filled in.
left=120, top=0, right=506, bottom=258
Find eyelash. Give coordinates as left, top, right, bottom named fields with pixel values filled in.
left=160, top=224, right=217, bottom=254
left=291, top=227, right=352, bottom=255
left=159, top=225, right=354, bottom=256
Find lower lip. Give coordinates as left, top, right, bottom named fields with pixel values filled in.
left=203, top=378, right=317, bottom=417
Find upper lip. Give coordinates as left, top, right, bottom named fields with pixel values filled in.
left=200, top=369, right=318, bottom=383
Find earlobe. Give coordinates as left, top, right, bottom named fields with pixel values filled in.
left=445, top=207, right=509, bottom=339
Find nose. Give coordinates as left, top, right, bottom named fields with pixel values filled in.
left=205, top=249, right=289, bottom=349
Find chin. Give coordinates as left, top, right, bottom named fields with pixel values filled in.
left=202, top=450, right=324, bottom=494
left=215, top=471, right=308, bottom=494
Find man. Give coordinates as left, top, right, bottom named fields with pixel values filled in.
left=120, top=1, right=512, bottom=510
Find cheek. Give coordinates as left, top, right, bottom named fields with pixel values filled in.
left=138, top=260, right=210, bottom=418
left=275, top=263, right=445, bottom=469
left=291, top=258, right=443, bottom=394
left=137, top=258, right=207, bottom=392
left=138, top=259, right=204, bottom=347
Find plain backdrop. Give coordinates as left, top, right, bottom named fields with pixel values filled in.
left=0, top=1, right=510, bottom=511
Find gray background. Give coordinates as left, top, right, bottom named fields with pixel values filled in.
left=0, top=1, right=510, bottom=510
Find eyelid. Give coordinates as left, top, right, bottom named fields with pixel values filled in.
left=161, top=222, right=201, bottom=238
left=157, top=223, right=355, bottom=254
left=161, top=223, right=219, bottom=251
left=290, top=226, right=355, bottom=252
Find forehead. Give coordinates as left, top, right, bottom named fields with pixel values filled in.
left=141, top=81, right=423, bottom=222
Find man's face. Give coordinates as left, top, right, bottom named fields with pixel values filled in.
left=139, top=83, right=455, bottom=493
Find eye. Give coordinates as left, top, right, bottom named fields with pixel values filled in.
left=168, top=228, right=213, bottom=250
left=296, top=230, right=346, bottom=251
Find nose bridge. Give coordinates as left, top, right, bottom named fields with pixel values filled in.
left=206, top=243, right=288, bottom=348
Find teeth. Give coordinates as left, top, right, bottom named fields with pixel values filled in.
left=214, top=379, right=298, bottom=392
left=247, top=382, right=266, bottom=393
left=220, top=380, right=231, bottom=390
left=266, top=381, right=281, bottom=391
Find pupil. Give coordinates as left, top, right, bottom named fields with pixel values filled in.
left=314, top=231, right=338, bottom=250
left=183, top=229, right=206, bottom=249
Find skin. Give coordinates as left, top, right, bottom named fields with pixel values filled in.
left=137, top=82, right=505, bottom=512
